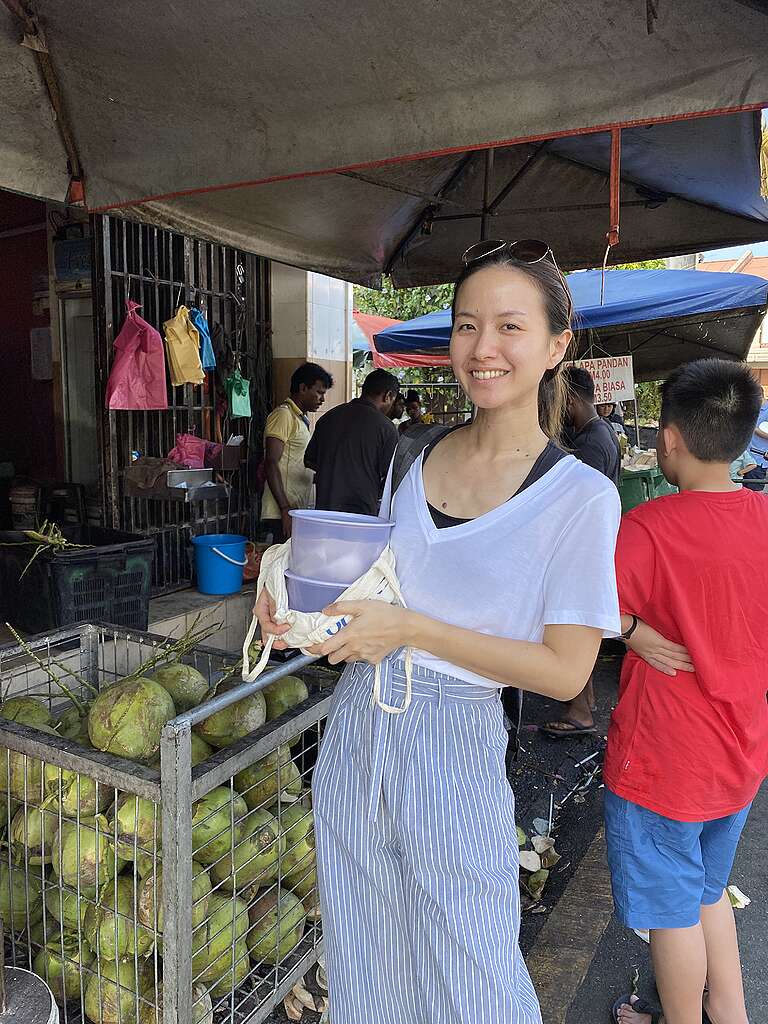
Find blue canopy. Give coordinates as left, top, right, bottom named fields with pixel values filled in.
left=374, top=269, right=768, bottom=379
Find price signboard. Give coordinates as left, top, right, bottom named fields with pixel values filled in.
left=572, top=355, right=634, bottom=403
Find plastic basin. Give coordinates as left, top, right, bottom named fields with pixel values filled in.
left=289, top=509, right=393, bottom=583
left=285, top=570, right=347, bottom=613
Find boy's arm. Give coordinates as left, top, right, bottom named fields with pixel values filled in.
left=621, top=615, right=694, bottom=676
left=616, top=515, right=694, bottom=677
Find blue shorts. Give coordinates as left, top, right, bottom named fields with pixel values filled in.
left=604, top=789, right=751, bottom=930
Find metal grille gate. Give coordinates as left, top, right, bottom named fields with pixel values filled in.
left=92, top=215, right=272, bottom=594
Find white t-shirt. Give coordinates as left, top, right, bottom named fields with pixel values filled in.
left=388, top=452, right=621, bottom=688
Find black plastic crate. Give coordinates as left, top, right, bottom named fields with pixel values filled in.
left=0, top=525, right=155, bottom=633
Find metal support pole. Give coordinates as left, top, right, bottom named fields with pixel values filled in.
left=161, top=719, right=194, bottom=1024
left=481, top=148, right=495, bottom=241
left=80, top=624, right=100, bottom=690
left=633, top=390, right=641, bottom=448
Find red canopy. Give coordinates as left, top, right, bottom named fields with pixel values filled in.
left=353, top=310, right=451, bottom=368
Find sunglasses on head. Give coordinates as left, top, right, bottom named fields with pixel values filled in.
left=461, top=238, right=574, bottom=321
left=461, top=238, right=554, bottom=266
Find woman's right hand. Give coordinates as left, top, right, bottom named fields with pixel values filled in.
left=254, top=586, right=291, bottom=650
left=626, top=619, right=694, bottom=677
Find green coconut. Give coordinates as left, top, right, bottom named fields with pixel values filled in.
left=133, top=850, right=160, bottom=880
left=9, top=800, right=59, bottom=865
left=193, top=681, right=266, bottom=749
left=56, top=704, right=92, bottom=745
left=192, top=892, right=249, bottom=986
left=280, top=804, right=316, bottom=883
left=209, top=941, right=251, bottom=997
left=190, top=787, right=249, bottom=865
left=88, top=678, right=176, bottom=761
left=137, top=861, right=211, bottom=934
left=139, top=984, right=213, bottom=1024
left=51, top=815, right=120, bottom=890
left=84, top=957, right=155, bottom=1024
left=0, top=696, right=52, bottom=727
left=281, top=805, right=319, bottom=918
left=45, top=885, right=94, bottom=932
left=150, top=663, right=210, bottom=712
left=209, top=809, right=284, bottom=893
left=83, top=876, right=154, bottom=962
left=43, top=763, right=111, bottom=817
left=191, top=734, right=214, bottom=766
left=233, top=745, right=301, bottom=811
left=248, top=887, right=306, bottom=966
left=108, top=794, right=161, bottom=861
left=0, top=723, right=59, bottom=803
left=33, top=932, right=94, bottom=1004
left=263, top=676, right=309, bottom=721
left=0, top=860, right=43, bottom=930
left=27, top=918, right=58, bottom=948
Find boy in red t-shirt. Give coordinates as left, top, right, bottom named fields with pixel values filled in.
left=605, top=359, right=767, bottom=1024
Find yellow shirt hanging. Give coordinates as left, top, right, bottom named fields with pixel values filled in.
left=163, top=306, right=205, bottom=386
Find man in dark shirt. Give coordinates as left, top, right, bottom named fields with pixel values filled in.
left=562, top=367, right=621, bottom=486
left=542, top=365, right=621, bottom=739
left=305, top=369, right=399, bottom=515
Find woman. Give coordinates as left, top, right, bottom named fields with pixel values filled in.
left=596, top=400, right=627, bottom=437
left=399, top=389, right=431, bottom=433
left=256, top=240, right=621, bottom=1024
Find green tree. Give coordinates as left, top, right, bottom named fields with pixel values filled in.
left=611, top=259, right=665, bottom=271
left=354, top=279, right=453, bottom=320
left=355, top=260, right=665, bottom=320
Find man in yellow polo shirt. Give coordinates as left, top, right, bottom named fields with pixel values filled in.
left=261, top=362, right=334, bottom=541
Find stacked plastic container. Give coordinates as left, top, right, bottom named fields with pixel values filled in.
left=286, top=510, right=393, bottom=612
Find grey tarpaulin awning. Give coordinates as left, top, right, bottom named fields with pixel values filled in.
left=2, top=1, right=768, bottom=284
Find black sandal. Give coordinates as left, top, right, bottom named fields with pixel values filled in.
left=611, top=993, right=663, bottom=1022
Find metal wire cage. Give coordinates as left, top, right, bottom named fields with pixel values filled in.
left=0, top=624, right=335, bottom=1024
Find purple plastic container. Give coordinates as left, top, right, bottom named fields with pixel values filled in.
left=285, top=570, right=347, bottom=613
left=289, top=509, right=393, bottom=584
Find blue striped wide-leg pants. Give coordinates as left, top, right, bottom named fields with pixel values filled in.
left=312, top=656, right=542, bottom=1024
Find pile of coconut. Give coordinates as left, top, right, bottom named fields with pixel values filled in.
left=0, top=638, right=318, bottom=1023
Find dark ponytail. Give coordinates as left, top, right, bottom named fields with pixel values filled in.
left=451, top=254, right=574, bottom=440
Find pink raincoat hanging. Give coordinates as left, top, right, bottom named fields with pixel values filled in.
left=105, top=300, right=168, bottom=410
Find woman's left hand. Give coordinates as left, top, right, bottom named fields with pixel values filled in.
left=307, top=601, right=414, bottom=666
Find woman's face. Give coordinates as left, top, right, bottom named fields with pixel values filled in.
left=596, top=403, right=614, bottom=418
left=450, top=266, right=571, bottom=412
left=406, top=400, right=421, bottom=421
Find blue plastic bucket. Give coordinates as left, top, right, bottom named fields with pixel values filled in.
left=192, top=534, right=248, bottom=595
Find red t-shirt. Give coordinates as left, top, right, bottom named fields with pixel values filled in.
left=604, top=488, right=768, bottom=821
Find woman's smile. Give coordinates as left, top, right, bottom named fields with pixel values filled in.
left=470, top=369, right=511, bottom=380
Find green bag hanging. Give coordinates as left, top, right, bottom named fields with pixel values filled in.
left=226, top=369, right=252, bottom=418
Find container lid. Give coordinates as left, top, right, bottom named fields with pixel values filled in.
left=289, top=510, right=393, bottom=528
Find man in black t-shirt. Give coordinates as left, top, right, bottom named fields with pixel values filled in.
left=562, top=368, right=621, bottom=487
left=305, top=369, right=399, bottom=516
left=542, top=366, right=621, bottom=739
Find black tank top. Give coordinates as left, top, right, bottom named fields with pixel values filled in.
left=422, top=430, right=567, bottom=529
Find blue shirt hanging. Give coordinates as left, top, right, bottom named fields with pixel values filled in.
left=188, top=307, right=217, bottom=371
